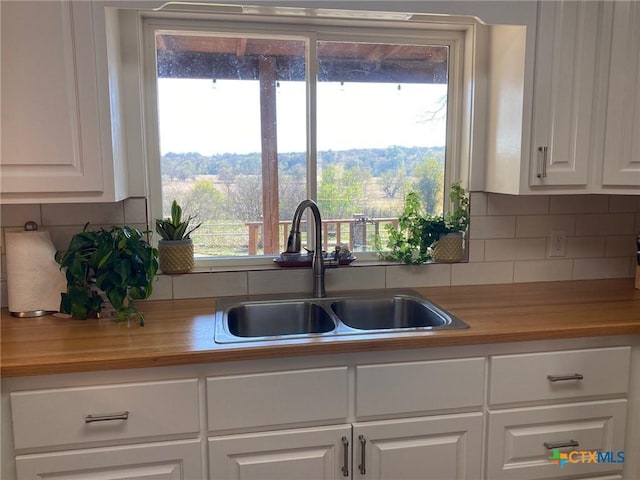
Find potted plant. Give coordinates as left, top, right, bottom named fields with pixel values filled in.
left=55, top=224, right=159, bottom=325
left=155, top=200, right=202, bottom=274
left=376, top=181, right=469, bottom=265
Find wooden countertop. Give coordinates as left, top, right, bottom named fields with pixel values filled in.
left=2, top=279, right=639, bottom=377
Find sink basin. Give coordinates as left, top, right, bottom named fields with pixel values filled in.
left=220, top=301, right=336, bottom=341
left=214, top=290, right=468, bottom=344
left=331, top=295, right=452, bottom=330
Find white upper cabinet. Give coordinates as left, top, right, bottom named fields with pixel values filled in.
left=529, top=0, right=599, bottom=188
left=485, top=0, right=639, bottom=194
left=0, top=1, right=129, bottom=203
left=601, top=1, right=640, bottom=187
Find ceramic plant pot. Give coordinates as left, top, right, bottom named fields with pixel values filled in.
left=432, top=232, right=464, bottom=263
left=158, top=239, right=194, bottom=274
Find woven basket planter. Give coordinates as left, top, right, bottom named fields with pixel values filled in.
left=158, top=239, right=194, bottom=274
left=432, top=232, right=464, bottom=263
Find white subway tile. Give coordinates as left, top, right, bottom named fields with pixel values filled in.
left=485, top=238, right=547, bottom=261
left=0, top=205, right=41, bottom=228
left=385, top=263, right=451, bottom=288
left=605, top=235, right=636, bottom=257
left=1, top=280, right=7, bottom=308
left=516, top=215, right=576, bottom=238
left=124, top=198, right=148, bottom=225
left=451, top=261, right=513, bottom=285
left=575, top=213, right=635, bottom=236
left=573, top=257, right=634, bottom=280
left=469, top=216, right=516, bottom=240
left=248, top=269, right=311, bottom=295
left=566, top=236, right=606, bottom=258
left=325, top=265, right=385, bottom=291
left=146, top=274, right=173, bottom=301
left=46, top=226, right=90, bottom=252
left=487, top=194, right=548, bottom=216
left=609, top=195, right=640, bottom=213
left=42, top=202, right=124, bottom=227
left=514, top=259, right=574, bottom=283
left=549, top=195, right=609, bottom=214
left=470, top=192, right=487, bottom=216
left=173, top=271, right=247, bottom=298
left=467, top=239, right=485, bottom=262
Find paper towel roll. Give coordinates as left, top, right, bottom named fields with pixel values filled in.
left=5, top=231, right=67, bottom=315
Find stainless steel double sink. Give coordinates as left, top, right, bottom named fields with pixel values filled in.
left=214, top=290, right=469, bottom=343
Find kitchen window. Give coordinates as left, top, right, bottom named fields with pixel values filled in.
left=144, top=8, right=467, bottom=265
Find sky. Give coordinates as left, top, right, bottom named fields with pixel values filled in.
left=157, top=78, right=448, bottom=156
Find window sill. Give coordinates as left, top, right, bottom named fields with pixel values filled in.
left=157, top=258, right=403, bottom=275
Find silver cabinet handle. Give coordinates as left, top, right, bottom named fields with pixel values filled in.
left=85, top=411, right=129, bottom=423
left=537, top=146, right=548, bottom=179
left=547, top=373, right=584, bottom=382
left=341, top=436, right=349, bottom=477
left=544, top=440, right=579, bottom=450
left=359, top=434, right=367, bottom=475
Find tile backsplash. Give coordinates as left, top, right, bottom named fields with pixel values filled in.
left=1, top=194, right=638, bottom=306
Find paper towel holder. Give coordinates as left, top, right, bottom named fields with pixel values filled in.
left=10, top=221, right=56, bottom=318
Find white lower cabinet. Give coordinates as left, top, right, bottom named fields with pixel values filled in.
left=16, top=440, right=202, bottom=480
left=3, top=340, right=638, bottom=480
left=208, top=414, right=483, bottom=480
left=209, top=425, right=351, bottom=480
left=7, top=379, right=202, bottom=480
left=488, top=347, right=632, bottom=480
left=353, top=414, right=483, bottom=480
left=487, top=400, right=627, bottom=480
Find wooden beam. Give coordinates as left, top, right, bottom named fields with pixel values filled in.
left=259, top=56, right=280, bottom=254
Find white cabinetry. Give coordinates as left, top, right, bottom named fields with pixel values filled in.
left=487, top=347, right=631, bottom=480
left=352, top=414, right=483, bottom=480
left=0, top=0, right=129, bottom=203
left=209, top=425, right=352, bottom=480
left=2, top=339, right=637, bottom=480
left=206, top=361, right=484, bottom=479
left=486, top=0, right=639, bottom=194
left=600, top=1, right=640, bottom=187
left=9, top=379, right=202, bottom=479
left=529, top=0, right=599, bottom=188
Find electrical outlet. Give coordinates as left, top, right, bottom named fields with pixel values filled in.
left=549, top=230, right=566, bottom=257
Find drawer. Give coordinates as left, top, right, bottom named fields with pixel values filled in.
left=487, top=399, right=627, bottom=480
left=490, top=347, right=630, bottom=406
left=356, top=357, right=485, bottom=418
left=10, top=379, right=199, bottom=450
left=207, top=367, right=348, bottom=431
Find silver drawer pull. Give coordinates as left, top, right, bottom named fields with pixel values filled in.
left=544, top=440, right=579, bottom=450
left=341, top=436, right=349, bottom=477
left=359, top=434, right=367, bottom=475
left=547, top=373, right=584, bottom=382
left=85, top=411, right=130, bottom=423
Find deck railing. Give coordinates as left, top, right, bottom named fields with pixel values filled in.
left=245, top=217, right=399, bottom=255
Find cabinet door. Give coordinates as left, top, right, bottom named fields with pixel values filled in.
left=16, top=439, right=202, bottom=480
left=209, top=425, right=351, bottom=480
left=0, top=1, right=116, bottom=200
left=487, top=399, right=627, bottom=480
left=352, top=413, right=483, bottom=480
left=602, top=1, right=640, bottom=187
left=530, top=0, right=600, bottom=187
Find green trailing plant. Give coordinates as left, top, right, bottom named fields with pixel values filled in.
left=155, top=199, right=202, bottom=241
left=376, top=181, right=469, bottom=265
left=55, top=224, right=159, bottom=325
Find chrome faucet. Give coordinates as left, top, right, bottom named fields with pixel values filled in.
left=285, top=199, right=326, bottom=298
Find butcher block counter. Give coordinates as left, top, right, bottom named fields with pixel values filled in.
left=2, top=278, right=639, bottom=377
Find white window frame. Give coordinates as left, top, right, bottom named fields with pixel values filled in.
left=141, top=7, right=473, bottom=268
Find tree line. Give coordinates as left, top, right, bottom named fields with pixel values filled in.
left=161, top=145, right=445, bottom=180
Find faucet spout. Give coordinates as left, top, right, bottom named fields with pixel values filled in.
left=285, top=199, right=325, bottom=298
